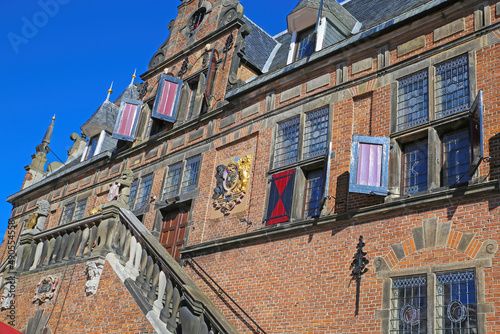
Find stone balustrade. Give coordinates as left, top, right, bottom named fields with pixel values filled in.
left=13, top=205, right=238, bottom=334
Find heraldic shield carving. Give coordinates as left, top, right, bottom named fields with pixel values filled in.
left=212, top=154, right=252, bottom=216
left=33, top=276, right=60, bottom=304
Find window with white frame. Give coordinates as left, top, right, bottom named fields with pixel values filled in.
left=163, top=155, right=201, bottom=200
left=295, top=26, right=316, bottom=61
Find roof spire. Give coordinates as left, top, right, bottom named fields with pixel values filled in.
left=105, top=81, right=114, bottom=102
left=41, top=115, right=55, bottom=146
left=130, top=69, right=137, bottom=86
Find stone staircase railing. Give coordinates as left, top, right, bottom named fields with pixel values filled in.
left=14, top=205, right=239, bottom=334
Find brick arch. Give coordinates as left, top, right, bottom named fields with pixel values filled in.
left=373, top=217, right=498, bottom=271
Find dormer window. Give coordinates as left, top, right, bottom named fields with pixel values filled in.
left=85, top=135, right=99, bottom=159
left=295, top=27, right=315, bottom=61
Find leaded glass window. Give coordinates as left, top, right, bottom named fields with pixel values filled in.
left=135, top=174, right=154, bottom=210
left=73, top=199, right=87, bottom=221
left=390, top=275, right=427, bottom=333
left=435, top=270, right=477, bottom=333
left=60, top=203, right=75, bottom=225
left=164, top=162, right=183, bottom=198
left=181, top=155, right=201, bottom=194
left=435, top=55, right=470, bottom=119
left=443, top=130, right=471, bottom=187
left=404, top=141, right=428, bottom=195
left=274, top=117, right=300, bottom=168
left=303, top=107, right=329, bottom=160
left=295, top=27, right=315, bottom=61
left=304, top=169, right=324, bottom=218
left=128, top=179, right=139, bottom=208
left=397, top=70, right=429, bottom=131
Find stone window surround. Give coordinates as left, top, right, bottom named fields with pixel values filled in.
left=58, top=191, right=91, bottom=226
left=286, top=18, right=327, bottom=65
left=388, top=49, right=477, bottom=197
left=375, top=258, right=494, bottom=334
left=266, top=103, right=333, bottom=222
left=161, top=153, right=203, bottom=201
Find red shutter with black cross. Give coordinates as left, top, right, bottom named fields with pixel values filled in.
left=266, top=169, right=295, bottom=226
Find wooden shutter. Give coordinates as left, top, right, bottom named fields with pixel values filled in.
left=151, top=74, right=183, bottom=122
left=112, top=99, right=143, bottom=141
left=469, top=90, right=484, bottom=175
left=266, top=169, right=295, bottom=226
left=203, top=49, right=218, bottom=103
left=160, top=208, right=188, bottom=261
left=349, top=135, right=390, bottom=195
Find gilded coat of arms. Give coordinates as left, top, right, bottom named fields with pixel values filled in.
left=212, top=155, right=252, bottom=216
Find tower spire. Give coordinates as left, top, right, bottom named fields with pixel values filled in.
left=41, top=115, right=56, bottom=146
left=130, top=69, right=137, bottom=86
left=105, top=81, right=114, bottom=102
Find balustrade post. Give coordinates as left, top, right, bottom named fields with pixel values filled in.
left=147, top=264, right=160, bottom=303
left=153, top=271, right=167, bottom=314
left=29, top=242, right=44, bottom=270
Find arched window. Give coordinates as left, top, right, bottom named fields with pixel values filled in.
left=190, top=8, right=206, bottom=31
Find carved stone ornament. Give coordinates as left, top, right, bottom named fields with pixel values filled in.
left=85, top=259, right=105, bottom=296
left=33, top=276, right=60, bottom=304
left=212, top=155, right=252, bottom=216
left=1, top=280, right=16, bottom=310
left=26, top=199, right=50, bottom=231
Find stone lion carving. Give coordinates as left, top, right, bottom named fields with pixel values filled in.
left=102, top=168, right=135, bottom=210
left=26, top=200, right=50, bottom=231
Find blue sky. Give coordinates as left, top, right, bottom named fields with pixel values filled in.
left=0, top=1, right=298, bottom=241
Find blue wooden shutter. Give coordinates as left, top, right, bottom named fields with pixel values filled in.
left=349, top=135, right=390, bottom=195
left=266, top=169, right=295, bottom=226
left=469, top=90, right=484, bottom=175
left=151, top=74, right=183, bottom=122
left=112, top=98, right=143, bottom=142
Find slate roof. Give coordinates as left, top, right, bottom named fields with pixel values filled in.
left=343, top=0, right=434, bottom=30
left=241, top=16, right=279, bottom=72
left=267, top=31, right=292, bottom=73
left=291, top=0, right=339, bottom=13
left=114, top=83, right=140, bottom=105
left=80, top=100, right=119, bottom=138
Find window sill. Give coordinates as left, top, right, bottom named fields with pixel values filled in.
left=181, top=179, right=500, bottom=257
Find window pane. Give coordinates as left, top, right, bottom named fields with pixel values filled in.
left=73, top=199, right=87, bottom=221
left=443, top=130, right=471, bottom=187
left=304, top=169, right=324, bottom=218
left=404, top=141, right=428, bottom=195
left=397, top=70, right=429, bottom=131
left=390, top=276, right=427, bottom=334
left=303, top=107, right=329, bottom=160
left=181, top=155, right=201, bottom=194
left=164, top=162, right=183, bottom=199
left=435, top=55, right=470, bottom=119
left=435, top=271, right=477, bottom=334
left=60, top=203, right=75, bottom=225
left=296, top=27, right=315, bottom=61
left=356, top=143, right=383, bottom=187
left=274, top=117, right=300, bottom=168
left=128, top=179, right=139, bottom=209
left=86, top=136, right=99, bottom=159
left=135, top=174, right=154, bottom=210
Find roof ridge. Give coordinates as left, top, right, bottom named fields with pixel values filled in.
left=242, top=15, right=278, bottom=42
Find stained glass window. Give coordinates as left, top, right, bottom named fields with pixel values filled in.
left=404, top=141, right=428, bottom=195
left=443, top=130, right=471, bottom=187
left=295, top=27, right=315, bottom=61
left=390, top=275, right=427, bottom=334
left=303, top=107, right=329, bottom=160
left=73, top=199, right=87, bottom=221
left=397, top=70, right=429, bottom=131
left=135, top=174, right=154, bottom=210
left=274, top=117, right=300, bottom=168
left=304, top=170, right=324, bottom=218
left=60, top=203, right=75, bottom=225
left=435, top=271, right=477, bottom=333
left=181, top=155, right=201, bottom=194
left=164, top=162, right=183, bottom=199
left=435, top=55, right=469, bottom=119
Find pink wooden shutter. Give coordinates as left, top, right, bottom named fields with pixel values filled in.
left=151, top=74, right=183, bottom=123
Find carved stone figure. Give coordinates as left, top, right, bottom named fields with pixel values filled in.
left=26, top=200, right=50, bottom=232
left=33, top=276, right=60, bottom=304
left=1, top=280, right=16, bottom=310
left=85, top=259, right=105, bottom=296
left=212, top=155, right=252, bottom=216
left=66, top=132, right=87, bottom=162
left=103, top=169, right=134, bottom=210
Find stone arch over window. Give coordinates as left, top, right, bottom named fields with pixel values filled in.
left=373, top=217, right=498, bottom=333
left=183, top=1, right=213, bottom=38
